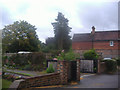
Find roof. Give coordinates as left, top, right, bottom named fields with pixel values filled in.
left=72, top=33, right=92, bottom=42
left=73, top=30, right=120, bottom=42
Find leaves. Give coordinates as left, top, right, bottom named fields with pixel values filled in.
left=51, top=12, right=72, bottom=51
left=2, top=20, right=40, bottom=53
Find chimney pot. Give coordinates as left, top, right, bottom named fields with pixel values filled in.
left=91, top=26, right=95, bottom=34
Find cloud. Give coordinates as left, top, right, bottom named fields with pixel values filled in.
left=77, top=2, right=118, bottom=31
left=0, top=0, right=119, bottom=43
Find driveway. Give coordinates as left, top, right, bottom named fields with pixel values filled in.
left=66, top=73, right=118, bottom=88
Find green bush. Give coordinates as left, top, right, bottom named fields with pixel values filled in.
left=56, top=49, right=76, bottom=61
left=64, top=49, right=76, bottom=61
left=105, top=59, right=117, bottom=72
left=8, top=52, right=46, bottom=71
left=46, top=64, right=55, bottom=73
left=116, top=57, right=120, bottom=66
left=23, top=64, right=32, bottom=70
left=83, top=49, right=99, bottom=60
left=2, top=56, right=9, bottom=66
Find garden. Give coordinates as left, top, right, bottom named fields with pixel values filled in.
left=2, top=48, right=120, bottom=89
left=2, top=48, right=79, bottom=88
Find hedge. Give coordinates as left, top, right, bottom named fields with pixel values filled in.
left=6, top=52, right=46, bottom=71
left=104, top=59, right=117, bottom=73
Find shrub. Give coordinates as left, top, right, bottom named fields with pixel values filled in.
left=46, top=64, right=55, bottom=73
left=2, top=56, right=9, bottom=66
left=105, top=59, right=117, bottom=72
left=56, top=50, right=65, bottom=60
left=83, top=49, right=99, bottom=60
left=116, top=57, right=120, bottom=66
left=8, top=52, right=46, bottom=71
left=64, top=49, right=76, bottom=61
left=56, top=49, right=76, bottom=61
left=28, top=52, right=46, bottom=65
left=23, top=64, right=32, bottom=70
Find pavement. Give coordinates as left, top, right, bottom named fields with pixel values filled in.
left=66, top=73, right=118, bottom=88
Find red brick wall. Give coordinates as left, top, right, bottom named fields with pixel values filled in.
left=72, top=41, right=119, bottom=58
left=57, top=61, right=69, bottom=84
left=10, top=73, right=61, bottom=89
left=72, top=42, right=92, bottom=50
left=93, top=41, right=118, bottom=50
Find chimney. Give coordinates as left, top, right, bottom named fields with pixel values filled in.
left=91, top=26, right=95, bottom=35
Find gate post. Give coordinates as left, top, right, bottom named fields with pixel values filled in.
left=97, top=60, right=101, bottom=74
left=76, top=59, right=80, bottom=81
left=57, top=61, right=69, bottom=84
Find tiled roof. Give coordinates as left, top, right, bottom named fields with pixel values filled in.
left=94, top=31, right=119, bottom=41
left=72, top=33, right=92, bottom=42
left=73, top=30, right=120, bottom=42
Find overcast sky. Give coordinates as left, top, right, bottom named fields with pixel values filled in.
left=0, top=0, right=119, bottom=43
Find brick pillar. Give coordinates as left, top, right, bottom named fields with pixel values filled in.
left=57, top=61, right=69, bottom=84
left=76, top=59, right=80, bottom=81
left=97, top=60, right=101, bottom=74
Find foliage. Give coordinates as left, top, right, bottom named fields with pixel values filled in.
left=2, top=79, right=12, bottom=89
left=83, top=49, right=99, bottom=60
left=7, top=52, right=46, bottom=71
left=64, top=49, right=76, bottom=61
left=23, top=64, right=32, bottom=70
left=46, top=64, right=55, bottom=73
left=9, top=54, right=28, bottom=66
left=56, top=50, right=65, bottom=60
left=56, top=49, right=76, bottom=61
left=104, top=59, right=117, bottom=72
left=2, top=20, right=41, bottom=53
left=2, top=56, right=9, bottom=65
left=115, top=57, right=120, bottom=66
left=52, top=12, right=72, bottom=51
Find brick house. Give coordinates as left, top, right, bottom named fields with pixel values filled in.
left=72, top=26, right=120, bottom=59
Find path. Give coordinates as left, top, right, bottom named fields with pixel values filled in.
left=5, top=69, right=44, bottom=77
left=66, top=73, right=118, bottom=88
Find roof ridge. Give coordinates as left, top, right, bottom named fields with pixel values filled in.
left=95, top=30, right=119, bottom=33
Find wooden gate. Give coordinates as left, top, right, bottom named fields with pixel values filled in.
left=68, top=61, right=77, bottom=81
left=80, top=60, right=98, bottom=73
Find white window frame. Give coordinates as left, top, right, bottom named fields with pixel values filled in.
left=110, top=41, right=114, bottom=46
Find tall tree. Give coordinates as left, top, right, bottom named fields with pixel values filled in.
left=2, top=20, right=40, bottom=53
left=52, top=12, right=72, bottom=51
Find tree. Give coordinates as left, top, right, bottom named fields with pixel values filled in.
left=2, top=20, right=40, bottom=53
left=52, top=12, right=72, bottom=51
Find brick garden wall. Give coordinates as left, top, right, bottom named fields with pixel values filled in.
left=10, top=60, right=81, bottom=89
left=57, top=61, right=69, bottom=84
left=10, top=73, right=60, bottom=89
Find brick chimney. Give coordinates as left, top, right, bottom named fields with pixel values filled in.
left=91, top=26, right=95, bottom=35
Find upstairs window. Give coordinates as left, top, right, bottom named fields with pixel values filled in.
left=110, top=41, right=114, bottom=46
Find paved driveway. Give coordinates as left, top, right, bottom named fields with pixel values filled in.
left=66, top=73, right=118, bottom=88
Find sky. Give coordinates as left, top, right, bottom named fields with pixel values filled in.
left=0, top=0, right=119, bottom=43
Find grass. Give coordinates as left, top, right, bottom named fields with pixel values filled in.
left=39, top=70, right=47, bottom=74
left=2, top=79, right=12, bottom=89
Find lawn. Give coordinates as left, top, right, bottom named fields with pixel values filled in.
left=2, top=79, right=12, bottom=89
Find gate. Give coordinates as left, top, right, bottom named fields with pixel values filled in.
left=68, top=61, right=77, bottom=81
left=80, top=60, right=98, bottom=73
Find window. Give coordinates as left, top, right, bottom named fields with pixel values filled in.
left=110, top=41, right=114, bottom=46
